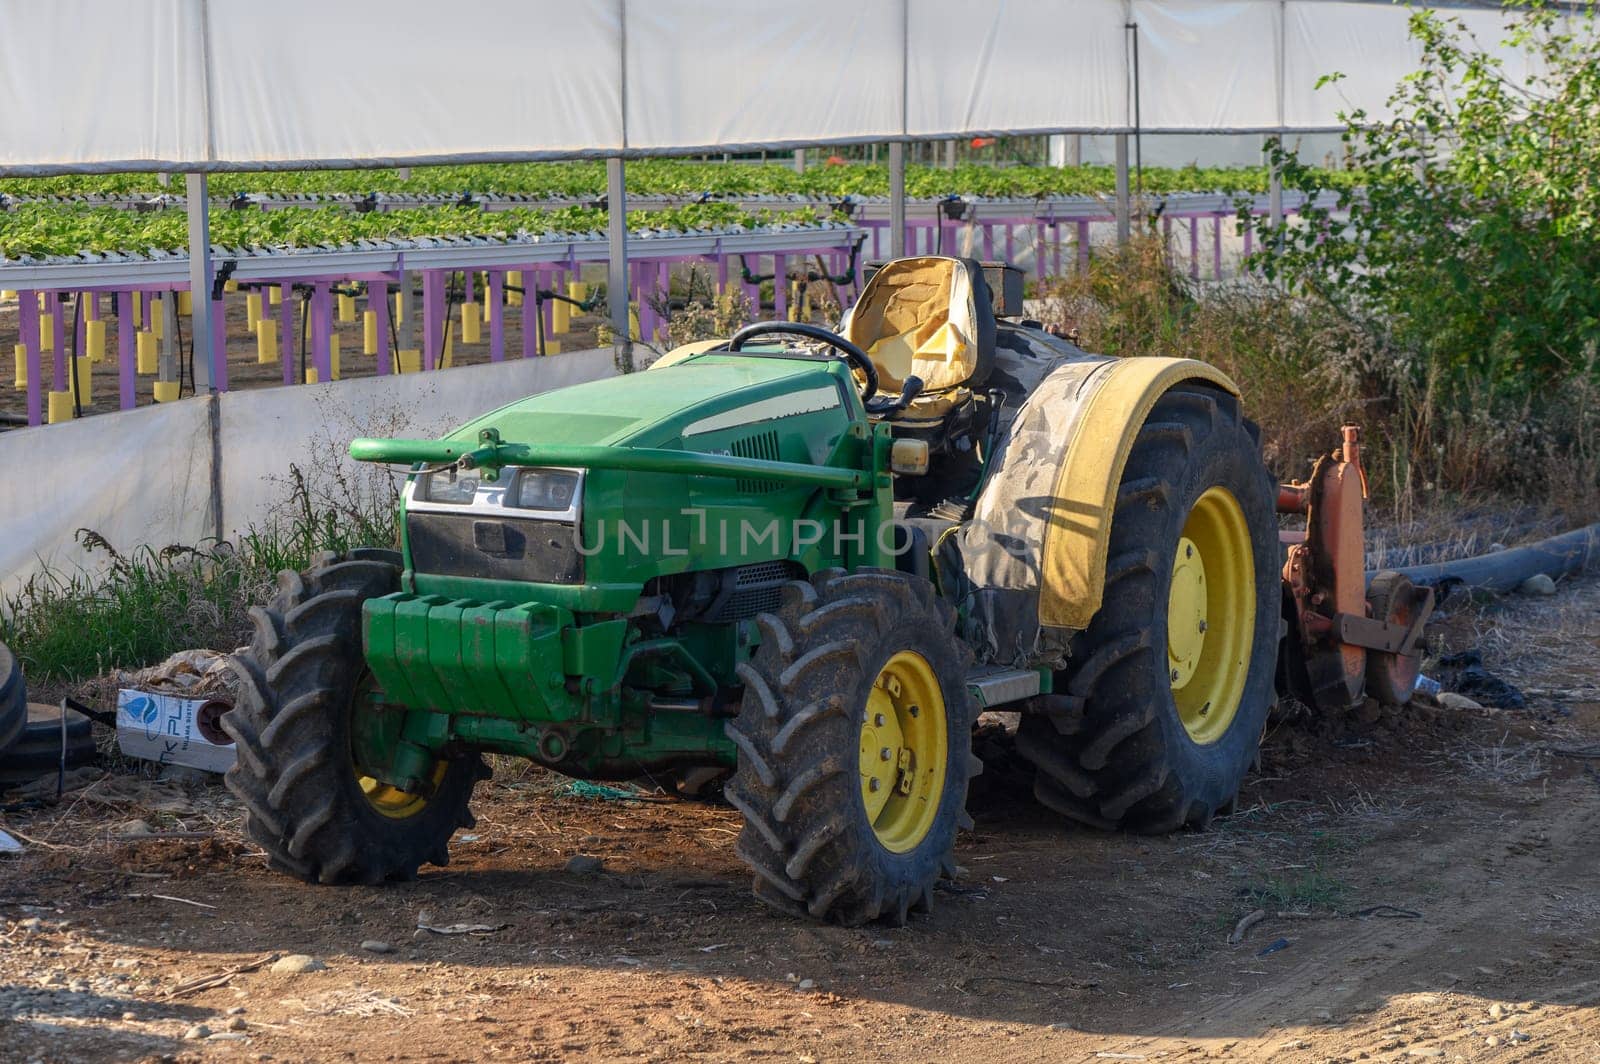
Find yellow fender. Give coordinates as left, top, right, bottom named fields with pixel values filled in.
left=1038, top=357, right=1239, bottom=630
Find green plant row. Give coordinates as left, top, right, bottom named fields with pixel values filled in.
left=0, top=160, right=1357, bottom=202
left=0, top=202, right=829, bottom=261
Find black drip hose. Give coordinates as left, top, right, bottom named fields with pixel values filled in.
left=299, top=289, right=311, bottom=383
left=174, top=296, right=191, bottom=398
left=390, top=289, right=405, bottom=373
left=67, top=292, right=82, bottom=418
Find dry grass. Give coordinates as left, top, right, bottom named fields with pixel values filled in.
left=1454, top=734, right=1550, bottom=785
left=1034, top=237, right=1369, bottom=483
left=1033, top=235, right=1600, bottom=514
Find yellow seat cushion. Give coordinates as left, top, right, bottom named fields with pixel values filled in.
left=846, top=258, right=982, bottom=394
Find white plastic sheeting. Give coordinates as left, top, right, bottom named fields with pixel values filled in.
left=0, top=399, right=216, bottom=599
left=207, top=2, right=625, bottom=162
left=626, top=0, right=903, bottom=150
left=0, top=349, right=615, bottom=598
left=0, top=0, right=1544, bottom=173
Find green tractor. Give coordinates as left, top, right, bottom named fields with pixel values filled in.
left=225, top=256, right=1284, bottom=925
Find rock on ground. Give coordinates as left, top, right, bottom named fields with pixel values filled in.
left=1519, top=573, right=1557, bottom=596
left=270, top=954, right=326, bottom=975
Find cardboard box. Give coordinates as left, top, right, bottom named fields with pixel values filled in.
left=116, top=690, right=235, bottom=774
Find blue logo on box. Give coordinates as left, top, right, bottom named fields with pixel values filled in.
left=127, top=695, right=160, bottom=740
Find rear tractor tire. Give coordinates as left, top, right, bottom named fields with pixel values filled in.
left=224, top=550, right=488, bottom=884
left=727, top=568, right=979, bottom=926
left=1017, top=384, right=1279, bottom=833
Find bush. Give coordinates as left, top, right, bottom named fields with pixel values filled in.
left=1246, top=2, right=1600, bottom=506
left=1034, top=237, right=1368, bottom=482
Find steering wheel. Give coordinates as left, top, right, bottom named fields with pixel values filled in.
left=727, top=322, right=879, bottom=405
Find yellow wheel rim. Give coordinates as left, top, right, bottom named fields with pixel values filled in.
left=858, top=650, right=948, bottom=853
left=1167, top=486, right=1255, bottom=745
left=356, top=768, right=443, bottom=820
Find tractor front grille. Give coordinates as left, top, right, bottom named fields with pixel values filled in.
left=407, top=513, right=584, bottom=585
left=704, top=561, right=803, bottom=622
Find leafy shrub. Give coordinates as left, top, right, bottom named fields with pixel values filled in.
left=1246, top=2, right=1600, bottom=505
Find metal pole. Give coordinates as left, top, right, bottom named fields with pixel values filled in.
left=607, top=157, right=633, bottom=372
left=399, top=271, right=416, bottom=352
left=889, top=142, right=907, bottom=259
left=1267, top=135, right=1284, bottom=229
left=159, top=292, right=177, bottom=384
left=1114, top=134, right=1132, bottom=246
left=185, top=173, right=215, bottom=392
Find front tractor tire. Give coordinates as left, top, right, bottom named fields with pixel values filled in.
left=224, top=550, right=488, bottom=884
left=728, top=568, right=979, bottom=926
left=1017, top=384, right=1279, bottom=833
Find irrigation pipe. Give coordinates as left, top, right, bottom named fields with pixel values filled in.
left=1367, top=521, right=1600, bottom=592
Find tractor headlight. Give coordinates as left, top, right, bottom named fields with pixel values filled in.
left=511, top=469, right=581, bottom=513
left=420, top=471, right=480, bottom=504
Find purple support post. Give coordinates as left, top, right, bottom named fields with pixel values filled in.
left=21, top=291, right=41, bottom=426
left=1212, top=216, right=1223, bottom=280
left=1077, top=221, right=1090, bottom=274
left=633, top=262, right=651, bottom=343
left=313, top=283, right=332, bottom=381
left=488, top=272, right=505, bottom=362
left=656, top=260, right=671, bottom=338
left=422, top=271, right=440, bottom=370
left=1189, top=216, right=1200, bottom=279
left=279, top=284, right=294, bottom=385
left=1052, top=226, right=1063, bottom=278
left=75, top=293, right=87, bottom=357
left=50, top=293, right=67, bottom=392
left=773, top=255, right=787, bottom=321
left=540, top=268, right=556, bottom=343
left=117, top=291, right=135, bottom=411
left=522, top=267, right=538, bottom=358
left=1005, top=223, right=1014, bottom=265
left=211, top=300, right=228, bottom=390
left=372, top=282, right=392, bottom=375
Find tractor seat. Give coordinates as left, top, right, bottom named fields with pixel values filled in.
left=841, top=256, right=996, bottom=428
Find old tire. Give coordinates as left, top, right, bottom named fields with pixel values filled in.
left=224, top=550, right=487, bottom=884
left=727, top=568, right=978, bottom=926
left=0, top=641, right=26, bottom=756
left=0, top=705, right=98, bottom=788
left=1017, top=384, right=1278, bottom=832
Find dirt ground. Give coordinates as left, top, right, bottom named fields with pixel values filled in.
left=2, top=574, right=1599, bottom=1063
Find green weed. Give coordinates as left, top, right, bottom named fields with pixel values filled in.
left=0, top=465, right=397, bottom=685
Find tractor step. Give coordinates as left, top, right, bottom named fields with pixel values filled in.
left=966, top=668, right=1044, bottom=709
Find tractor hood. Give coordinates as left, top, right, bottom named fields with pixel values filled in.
left=447, top=352, right=857, bottom=458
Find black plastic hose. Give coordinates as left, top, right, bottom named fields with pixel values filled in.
left=1367, top=521, right=1600, bottom=592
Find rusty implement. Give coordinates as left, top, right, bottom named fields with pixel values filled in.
left=1278, top=426, right=1434, bottom=713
